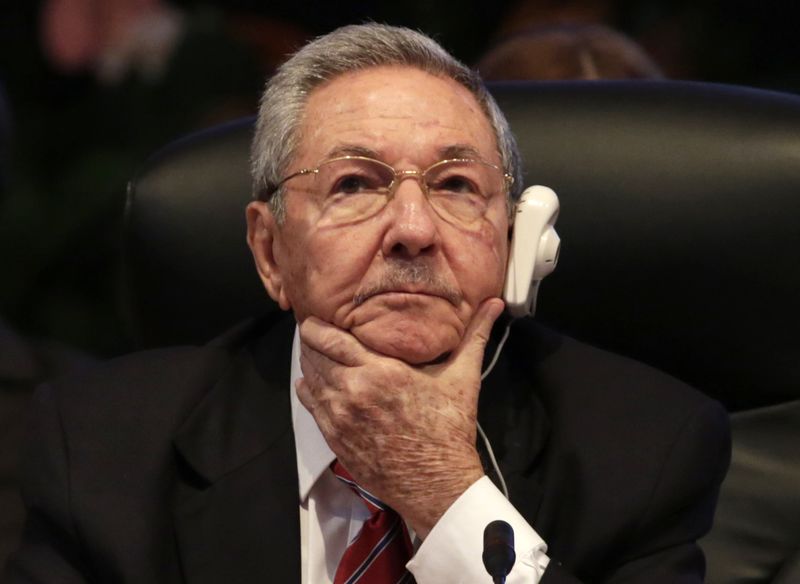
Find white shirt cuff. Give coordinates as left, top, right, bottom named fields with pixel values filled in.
left=407, top=476, right=550, bottom=583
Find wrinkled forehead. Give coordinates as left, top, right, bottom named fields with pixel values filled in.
left=294, top=65, right=501, bottom=168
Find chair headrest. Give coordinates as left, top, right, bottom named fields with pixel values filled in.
left=125, top=80, right=800, bottom=410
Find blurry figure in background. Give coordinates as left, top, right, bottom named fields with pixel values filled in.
left=0, top=82, right=96, bottom=574
left=39, top=0, right=309, bottom=90
left=41, top=0, right=185, bottom=85
left=492, top=0, right=613, bottom=39
left=477, top=23, right=664, bottom=81
left=36, top=0, right=307, bottom=124
left=0, top=1, right=308, bottom=359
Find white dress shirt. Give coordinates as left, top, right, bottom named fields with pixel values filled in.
left=290, top=326, right=551, bottom=583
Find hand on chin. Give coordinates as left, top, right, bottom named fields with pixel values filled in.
left=295, top=298, right=504, bottom=539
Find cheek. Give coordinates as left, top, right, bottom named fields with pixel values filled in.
left=285, top=226, right=378, bottom=319
left=449, top=220, right=508, bottom=300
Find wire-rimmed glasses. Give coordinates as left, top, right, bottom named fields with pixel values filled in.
left=262, top=155, right=513, bottom=227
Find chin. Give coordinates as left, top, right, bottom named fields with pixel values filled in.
left=349, top=297, right=465, bottom=364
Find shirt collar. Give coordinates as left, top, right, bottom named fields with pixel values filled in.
left=290, top=325, right=336, bottom=503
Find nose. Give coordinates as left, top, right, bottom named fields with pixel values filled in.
left=381, top=177, right=440, bottom=259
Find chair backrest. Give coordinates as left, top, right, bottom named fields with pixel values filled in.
left=125, top=79, right=800, bottom=584
left=125, top=80, right=800, bottom=411
left=123, top=119, right=259, bottom=350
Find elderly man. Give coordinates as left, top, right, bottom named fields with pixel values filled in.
left=6, top=24, right=729, bottom=584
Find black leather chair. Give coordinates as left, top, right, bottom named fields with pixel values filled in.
left=124, top=81, right=800, bottom=583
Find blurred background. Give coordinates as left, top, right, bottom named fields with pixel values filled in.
left=1, top=0, right=799, bottom=360
left=2, top=0, right=800, bottom=570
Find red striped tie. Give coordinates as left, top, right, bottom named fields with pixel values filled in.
left=331, top=461, right=415, bottom=584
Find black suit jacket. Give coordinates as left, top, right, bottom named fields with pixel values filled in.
left=5, top=312, right=730, bottom=583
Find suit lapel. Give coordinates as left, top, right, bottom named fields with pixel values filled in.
left=171, top=314, right=301, bottom=583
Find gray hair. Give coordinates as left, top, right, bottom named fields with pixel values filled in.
left=250, top=23, right=522, bottom=222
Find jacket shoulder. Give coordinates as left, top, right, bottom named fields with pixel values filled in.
left=512, top=319, right=725, bottom=426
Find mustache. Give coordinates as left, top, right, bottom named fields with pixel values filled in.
left=353, top=260, right=462, bottom=306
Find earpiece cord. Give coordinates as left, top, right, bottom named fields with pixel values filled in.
left=480, top=321, right=511, bottom=383
left=477, top=320, right=513, bottom=499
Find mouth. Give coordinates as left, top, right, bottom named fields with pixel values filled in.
left=353, top=286, right=461, bottom=307
left=353, top=259, right=463, bottom=307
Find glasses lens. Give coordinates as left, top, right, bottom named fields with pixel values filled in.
left=314, top=157, right=394, bottom=223
left=299, top=157, right=505, bottom=226
left=424, top=160, right=502, bottom=225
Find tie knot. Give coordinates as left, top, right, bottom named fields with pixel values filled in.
left=330, top=460, right=390, bottom=515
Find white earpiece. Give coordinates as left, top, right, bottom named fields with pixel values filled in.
left=503, top=186, right=561, bottom=318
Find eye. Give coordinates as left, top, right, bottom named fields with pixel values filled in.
left=432, top=174, right=481, bottom=195
left=333, top=174, right=373, bottom=194
left=326, top=164, right=388, bottom=195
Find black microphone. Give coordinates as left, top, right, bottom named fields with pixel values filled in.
left=482, top=520, right=516, bottom=584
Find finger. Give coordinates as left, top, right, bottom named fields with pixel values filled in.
left=295, top=378, right=339, bottom=446
left=300, top=339, right=338, bottom=382
left=295, top=377, right=314, bottom=411
left=295, top=376, right=335, bottom=419
left=300, top=340, right=357, bottom=404
left=451, top=297, right=505, bottom=366
left=299, top=316, right=369, bottom=366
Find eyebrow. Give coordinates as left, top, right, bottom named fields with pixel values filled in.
left=439, top=144, right=482, bottom=160
left=325, top=144, right=381, bottom=160
left=324, top=143, right=484, bottom=163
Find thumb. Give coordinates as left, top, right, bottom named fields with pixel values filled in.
left=452, top=297, right=505, bottom=366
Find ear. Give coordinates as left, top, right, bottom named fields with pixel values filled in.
left=246, top=201, right=292, bottom=311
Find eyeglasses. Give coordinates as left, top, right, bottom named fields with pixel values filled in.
left=263, top=155, right=513, bottom=227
